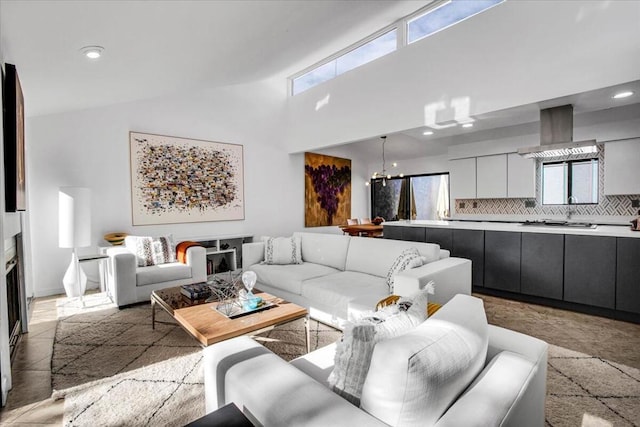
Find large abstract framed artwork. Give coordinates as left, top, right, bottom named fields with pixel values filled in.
left=130, top=132, right=244, bottom=225
left=2, top=63, right=26, bottom=212
left=305, top=152, right=351, bottom=227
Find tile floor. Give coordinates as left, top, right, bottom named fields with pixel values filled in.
left=0, top=295, right=62, bottom=426
left=0, top=292, right=639, bottom=426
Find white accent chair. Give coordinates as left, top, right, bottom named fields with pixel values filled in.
left=104, top=244, right=207, bottom=307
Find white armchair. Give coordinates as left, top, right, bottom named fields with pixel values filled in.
left=105, top=243, right=207, bottom=307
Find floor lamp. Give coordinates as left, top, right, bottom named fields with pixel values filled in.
left=59, top=187, right=91, bottom=303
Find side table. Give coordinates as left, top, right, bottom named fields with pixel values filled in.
left=186, top=403, right=254, bottom=427
left=78, top=253, right=110, bottom=292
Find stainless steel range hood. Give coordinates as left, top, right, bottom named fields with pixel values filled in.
left=517, top=104, right=597, bottom=158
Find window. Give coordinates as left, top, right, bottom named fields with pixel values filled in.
left=542, top=159, right=598, bottom=205
left=408, top=0, right=503, bottom=44
left=292, top=29, right=397, bottom=96
left=371, top=173, right=449, bottom=221
left=290, top=0, right=504, bottom=95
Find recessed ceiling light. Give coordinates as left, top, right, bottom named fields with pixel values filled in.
left=462, top=123, right=473, bottom=128
left=423, top=131, right=434, bottom=135
left=612, top=91, right=634, bottom=99
left=80, top=45, right=105, bottom=60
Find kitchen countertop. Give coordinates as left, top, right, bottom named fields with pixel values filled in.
left=383, top=220, right=640, bottom=238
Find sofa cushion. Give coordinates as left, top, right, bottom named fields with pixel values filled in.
left=386, top=247, right=425, bottom=291
left=360, top=294, right=488, bottom=426
left=136, top=262, right=191, bottom=286
left=293, top=232, right=351, bottom=271
left=125, top=235, right=176, bottom=267
left=328, top=288, right=431, bottom=405
left=249, top=262, right=340, bottom=296
left=262, top=236, right=303, bottom=265
left=301, top=271, right=388, bottom=318
left=345, top=238, right=440, bottom=278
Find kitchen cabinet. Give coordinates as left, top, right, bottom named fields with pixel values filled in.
left=616, top=237, right=640, bottom=315
left=425, top=227, right=453, bottom=251
left=604, top=138, right=640, bottom=195
left=449, top=158, right=476, bottom=199
left=476, top=154, right=507, bottom=198
left=383, top=226, right=425, bottom=242
left=521, top=233, right=564, bottom=300
left=507, top=153, right=536, bottom=198
left=484, top=231, right=520, bottom=292
left=452, top=229, right=484, bottom=287
left=383, top=225, right=402, bottom=240
left=564, top=235, right=616, bottom=309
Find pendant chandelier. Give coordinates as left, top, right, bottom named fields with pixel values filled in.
left=371, top=135, right=403, bottom=186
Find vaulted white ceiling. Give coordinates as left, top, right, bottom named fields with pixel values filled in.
left=1, top=0, right=427, bottom=117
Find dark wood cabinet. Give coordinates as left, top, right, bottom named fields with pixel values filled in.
left=382, top=223, right=640, bottom=322
left=402, top=226, right=426, bottom=242
left=383, top=226, right=425, bottom=242
left=616, top=237, right=640, bottom=314
left=452, top=229, right=484, bottom=287
left=425, top=227, right=453, bottom=251
left=520, top=232, right=564, bottom=300
left=564, top=235, right=616, bottom=309
left=383, top=225, right=402, bottom=240
left=485, top=231, right=521, bottom=292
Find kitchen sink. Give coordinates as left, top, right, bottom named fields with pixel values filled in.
left=521, top=220, right=597, bottom=229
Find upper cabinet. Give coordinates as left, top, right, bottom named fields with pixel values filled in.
left=477, top=154, right=507, bottom=198
left=450, top=152, right=535, bottom=200
left=507, top=153, right=536, bottom=198
left=604, top=139, right=640, bottom=195
left=449, top=157, right=476, bottom=199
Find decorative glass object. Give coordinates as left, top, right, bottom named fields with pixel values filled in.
left=207, top=270, right=242, bottom=316
left=241, top=271, right=261, bottom=310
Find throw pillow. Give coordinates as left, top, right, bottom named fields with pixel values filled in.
left=328, top=286, right=432, bottom=406
left=261, top=236, right=303, bottom=265
left=150, top=235, right=176, bottom=265
left=125, top=235, right=176, bottom=267
left=386, top=247, right=425, bottom=292
left=360, top=294, right=489, bottom=426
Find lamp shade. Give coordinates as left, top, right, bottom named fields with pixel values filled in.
left=58, top=187, right=91, bottom=248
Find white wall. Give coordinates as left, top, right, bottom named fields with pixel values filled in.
left=283, top=0, right=640, bottom=152
left=26, top=80, right=371, bottom=297
left=0, top=15, right=13, bottom=402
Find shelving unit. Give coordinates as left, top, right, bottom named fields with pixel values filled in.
left=187, top=234, right=253, bottom=274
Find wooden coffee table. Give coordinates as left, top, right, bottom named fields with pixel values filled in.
left=151, top=287, right=310, bottom=351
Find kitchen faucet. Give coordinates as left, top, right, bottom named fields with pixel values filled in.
left=566, top=196, right=578, bottom=220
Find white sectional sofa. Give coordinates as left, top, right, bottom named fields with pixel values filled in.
left=243, top=232, right=471, bottom=328
left=203, top=294, right=548, bottom=427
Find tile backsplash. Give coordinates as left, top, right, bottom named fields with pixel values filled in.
left=456, top=144, right=640, bottom=217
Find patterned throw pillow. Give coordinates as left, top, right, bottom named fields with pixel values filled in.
left=328, top=286, right=432, bottom=406
left=125, top=235, right=176, bottom=267
left=386, top=247, right=425, bottom=292
left=261, top=236, right=303, bottom=265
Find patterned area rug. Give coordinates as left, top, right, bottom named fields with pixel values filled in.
left=51, top=294, right=339, bottom=426
left=51, top=294, right=640, bottom=426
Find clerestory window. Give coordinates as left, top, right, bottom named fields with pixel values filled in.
left=290, top=0, right=504, bottom=95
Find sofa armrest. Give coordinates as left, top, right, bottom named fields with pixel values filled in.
left=435, top=351, right=539, bottom=427
left=393, top=257, right=471, bottom=305
left=242, top=242, right=264, bottom=268
left=204, top=336, right=388, bottom=427
left=184, top=245, right=207, bottom=283
left=105, top=247, right=137, bottom=307
left=484, top=325, right=548, bottom=427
